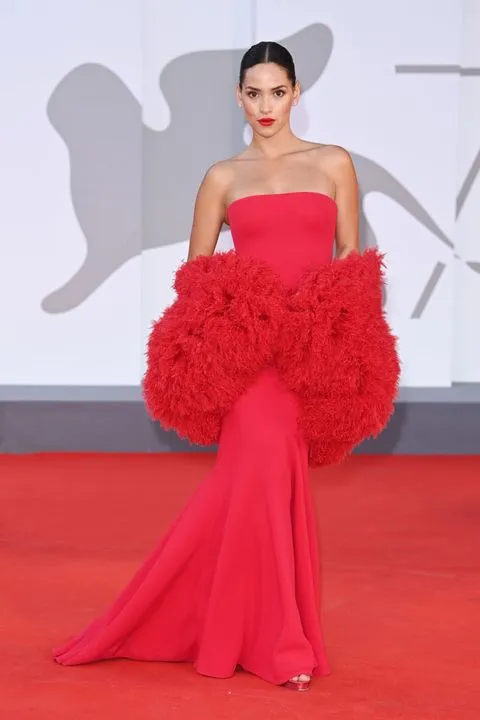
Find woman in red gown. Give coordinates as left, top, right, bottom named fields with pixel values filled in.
left=53, top=42, right=399, bottom=691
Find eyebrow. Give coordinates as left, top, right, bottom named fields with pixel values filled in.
left=244, top=85, right=288, bottom=91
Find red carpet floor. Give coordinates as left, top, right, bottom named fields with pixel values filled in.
left=0, top=454, right=479, bottom=719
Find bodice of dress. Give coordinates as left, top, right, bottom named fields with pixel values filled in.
left=227, top=192, right=337, bottom=286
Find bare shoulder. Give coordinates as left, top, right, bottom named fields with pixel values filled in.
left=313, top=144, right=355, bottom=174
left=200, top=159, right=234, bottom=196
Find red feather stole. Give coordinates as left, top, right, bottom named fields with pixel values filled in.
left=143, top=250, right=400, bottom=467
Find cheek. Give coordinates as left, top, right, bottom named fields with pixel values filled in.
left=276, top=97, right=294, bottom=118
left=242, top=98, right=257, bottom=117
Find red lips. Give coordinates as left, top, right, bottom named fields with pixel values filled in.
left=258, top=118, right=275, bottom=127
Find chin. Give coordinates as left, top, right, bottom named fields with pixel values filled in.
left=255, top=124, right=281, bottom=137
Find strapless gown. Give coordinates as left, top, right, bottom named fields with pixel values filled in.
left=53, top=192, right=337, bottom=685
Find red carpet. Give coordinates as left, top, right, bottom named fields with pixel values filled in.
left=1, top=454, right=479, bottom=719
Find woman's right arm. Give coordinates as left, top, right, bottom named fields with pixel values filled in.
left=187, top=163, right=230, bottom=261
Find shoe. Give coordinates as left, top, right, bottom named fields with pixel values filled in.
left=283, top=675, right=311, bottom=692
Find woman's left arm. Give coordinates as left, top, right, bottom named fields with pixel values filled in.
left=328, top=147, right=360, bottom=259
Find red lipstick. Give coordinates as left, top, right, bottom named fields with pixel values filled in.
left=258, top=118, right=275, bottom=127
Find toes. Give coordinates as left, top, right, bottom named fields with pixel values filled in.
left=289, top=674, right=311, bottom=683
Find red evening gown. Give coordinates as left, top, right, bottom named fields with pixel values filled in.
left=52, top=192, right=357, bottom=684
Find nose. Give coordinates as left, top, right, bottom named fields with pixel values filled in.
left=259, top=94, right=272, bottom=114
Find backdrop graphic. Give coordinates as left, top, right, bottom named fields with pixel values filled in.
left=0, top=2, right=479, bottom=405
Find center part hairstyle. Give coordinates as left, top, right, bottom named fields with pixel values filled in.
left=239, top=41, right=297, bottom=87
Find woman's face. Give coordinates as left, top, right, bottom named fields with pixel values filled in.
left=237, top=62, right=299, bottom=136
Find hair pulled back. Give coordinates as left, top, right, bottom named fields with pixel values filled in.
left=239, top=41, right=296, bottom=87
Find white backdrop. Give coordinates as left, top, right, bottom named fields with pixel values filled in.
left=0, top=1, right=142, bottom=385
left=453, top=0, right=480, bottom=381
left=0, top=0, right=479, bottom=389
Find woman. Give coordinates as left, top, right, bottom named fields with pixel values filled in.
left=53, top=42, right=399, bottom=691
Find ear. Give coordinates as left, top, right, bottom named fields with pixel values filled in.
left=292, top=81, right=301, bottom=106
left=236, top=84, right=243, bottom=108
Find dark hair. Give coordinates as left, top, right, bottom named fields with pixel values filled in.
left=239, top=41, right=296, bottom=87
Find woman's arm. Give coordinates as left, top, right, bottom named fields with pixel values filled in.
left=327, top=147, right=360, bottom=259
left=187, top=163, right=230, bottom=261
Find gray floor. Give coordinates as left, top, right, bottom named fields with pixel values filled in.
left=1, top=384, right=479, bottom=454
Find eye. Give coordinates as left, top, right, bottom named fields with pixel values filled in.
left=274, top=89, right=286, bottom=97
left=246, top=91, right=258, bottom=98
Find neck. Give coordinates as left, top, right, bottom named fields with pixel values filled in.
left=249, top=123, right=299, bottom=160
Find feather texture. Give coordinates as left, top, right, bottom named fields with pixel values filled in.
left=277, top=249, right=400, bottom=466
left=142, top=251, right=285, bottom=445
left=143, top=249, right=400, bottom=463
